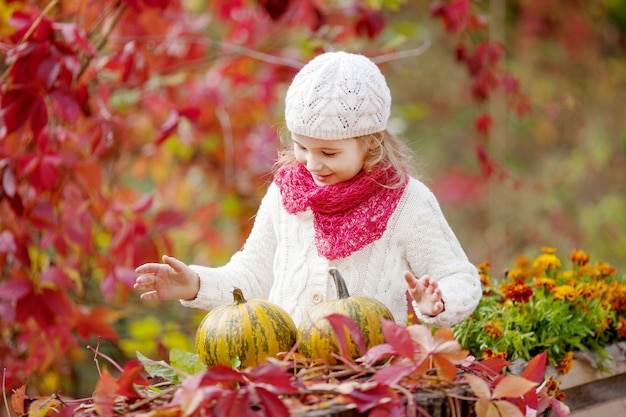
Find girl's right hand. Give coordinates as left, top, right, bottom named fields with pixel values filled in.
left=134, top=255, right=200, bottom=301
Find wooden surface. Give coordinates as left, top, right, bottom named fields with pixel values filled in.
left=292, top=388, right=476, bottom=417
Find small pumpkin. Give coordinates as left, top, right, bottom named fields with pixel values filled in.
left=195, top=288, right=297, bottom=368
left=297, top=268, right=395, bottom=364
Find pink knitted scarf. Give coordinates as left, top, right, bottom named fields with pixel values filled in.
left=274, top=163, right=406, bottom=260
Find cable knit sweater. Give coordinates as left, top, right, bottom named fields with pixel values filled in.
left=182, top=177, right=481, bottom=328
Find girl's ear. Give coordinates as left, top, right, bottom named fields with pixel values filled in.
left=368, top=132, right=384, bottom=150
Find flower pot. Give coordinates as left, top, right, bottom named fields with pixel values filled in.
left=546, top=342, right=626, bottom=416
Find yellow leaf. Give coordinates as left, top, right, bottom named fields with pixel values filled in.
left=476, top=400, right=525, bottom=417
left=491, top=400, right=524, bottom=417
left=465, top=373, right=492, bottom=399
left=492, top=375, right=537, bottom=399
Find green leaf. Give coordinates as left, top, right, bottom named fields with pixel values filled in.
left=170, top=348, right=206, bottom=375
left=136, top=351, right=184, bottom=385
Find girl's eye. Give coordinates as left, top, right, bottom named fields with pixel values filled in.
left=322, top=152, right=336, bottom=157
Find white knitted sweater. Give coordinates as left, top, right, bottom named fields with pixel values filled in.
left=182, top=177, right=481, bottom=328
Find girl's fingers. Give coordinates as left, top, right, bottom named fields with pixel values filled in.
left=140, top=291, right=159, bottom=300
left=135, top=262, right=166, bottom=274
left=403, top=271, right=417, bottom=288
left=163, top=255, right=188, bottom=272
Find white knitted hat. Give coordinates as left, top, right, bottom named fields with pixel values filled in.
left=284, top=51, right=391, bottom=140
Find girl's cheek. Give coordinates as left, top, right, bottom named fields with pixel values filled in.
left=294, top=149, right=307, bottom=165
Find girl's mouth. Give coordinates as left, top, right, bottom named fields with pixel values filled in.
left=311, top=173, right=332, bottom=183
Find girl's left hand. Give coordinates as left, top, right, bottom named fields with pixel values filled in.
left=404, top=271, right=445, bottom=317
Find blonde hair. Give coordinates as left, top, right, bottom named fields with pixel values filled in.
left=274, top=129, right=416, bottom=189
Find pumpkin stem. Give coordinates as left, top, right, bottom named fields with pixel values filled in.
left=232, top=288, right=247, bottom=304
left=329, top=268, right=351, bottom=299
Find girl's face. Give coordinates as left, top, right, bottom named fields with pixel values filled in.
left=292, top=134, right=368, bottom=186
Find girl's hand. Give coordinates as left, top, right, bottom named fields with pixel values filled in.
left=134, top=255, right=200, bottom=301
left=404, top=271, right=445, bottom=317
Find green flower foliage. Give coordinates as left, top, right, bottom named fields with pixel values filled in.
left=453, top=247, right=626, bottom=372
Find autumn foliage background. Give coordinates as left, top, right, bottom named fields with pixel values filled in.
left=1, top=0, right=625, bottom=403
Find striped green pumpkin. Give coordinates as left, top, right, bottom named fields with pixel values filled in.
left=297, top=268, right=395, bottom=365
left=195, top=288, right=297, bottom=368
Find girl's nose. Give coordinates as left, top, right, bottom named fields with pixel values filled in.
left=306, top=155, right=322, bottom=171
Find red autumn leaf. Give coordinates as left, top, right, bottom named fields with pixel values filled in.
left=431, top=169, right=486, bottom=205
left=200, top=364, right=248, bottom=388
left=258, top=0, right=291, bottom=21
left=254, top=386, right=290, bottom=417
left=369, top=363, right=416, bottom=386
left=179, top=106, right=201, bottom=121
left=132, top=194, right=153, bottom=213
left=380, top=318, right=414, bottom=358
left=475, top=145, right=494, bottom=178
left=355, top=8, right=385, bottom=40
left=213, top=390, right=253, bottom=417
left=475, top=113, right=492, bottom=135
left=52, top=22, right=97, bottom=56
left=50, top=89, right=82, bottom=123
left=324, top=313, right=367, bottom=362
left=116, top=360, right=149, bottom=399
left=100, top=266, right=137, bottom=300
left=28, top=201, right=56, bottom=230
left=337, top=382, right=395, bottom=413
left=247, top=362, right=298, bottom=393
left=0, top=278, right=33, bottom=301
left=0, top=90, right=48, bottom=137
left=123, top=0, right=172, bottom=11
left=473, top=357, right=511, bottom=377
left=154, top=110, right=180, bottom=145
left=430, top=0, right=471, bottom=34
left=0, top=230, right=17, bottom=254
left=154, top=209, right=186, bottom=230
left=2, top=165, right=17, bottom=197
left=10, top=385, right=27, bottom=415
left=173, top=372, right=226, bottom=415
left=39, top=266, right=75, bottom=289
left=405, top=326, right=468, bottom=382
left=521, top=351, right=547, bottom=383
left=551, top=397, right=571, bottom=417
left=357, top=343, right=396, bottom=365
left=75, top=306, right=120, bottom=340
left=94, top=368, right=118, bottom=417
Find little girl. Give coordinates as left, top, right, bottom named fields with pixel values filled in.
left=134, top=51, right=481, bottom=328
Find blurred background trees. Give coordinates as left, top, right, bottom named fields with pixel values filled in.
left=1, top=0, right=624, bottom=400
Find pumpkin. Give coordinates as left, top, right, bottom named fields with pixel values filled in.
left=195, top=288, right=297, bottom=368
left=297, top=268, right=395, bottom=364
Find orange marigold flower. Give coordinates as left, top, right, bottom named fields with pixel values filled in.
left=594, top=261, right=617, bottom=278
left=477, top=261, right=490, bottom=273
left=534, top=277, right=557, bottom=290
left=569, top=249, right=589, bottom=266
left=557, top=351, right=574, bottom=375
left=480, top=271, right=491, bottom=287
left=559, top=270, right=578, bottom=286
left=576, top=283, right=595, bottom=300
left=541, top=246, right=557, bottom=255
left=551, top=285, right=576, bottom=302
left=616, top=316, right=626, bottom=339
left=514, top=254, right=531, bottom=269
left=506, top=268, right=526, bottom=282
left=545, top=376, right=561, bottom=394
left=500, top=281, right=533, bottom=303
left=533, top=253, right=562, bottom=271
left=607, top=283, right=626, bottom=312
left=484, top=320, right=503, bottom=339
left=482, top=348, right=508, bottom=360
